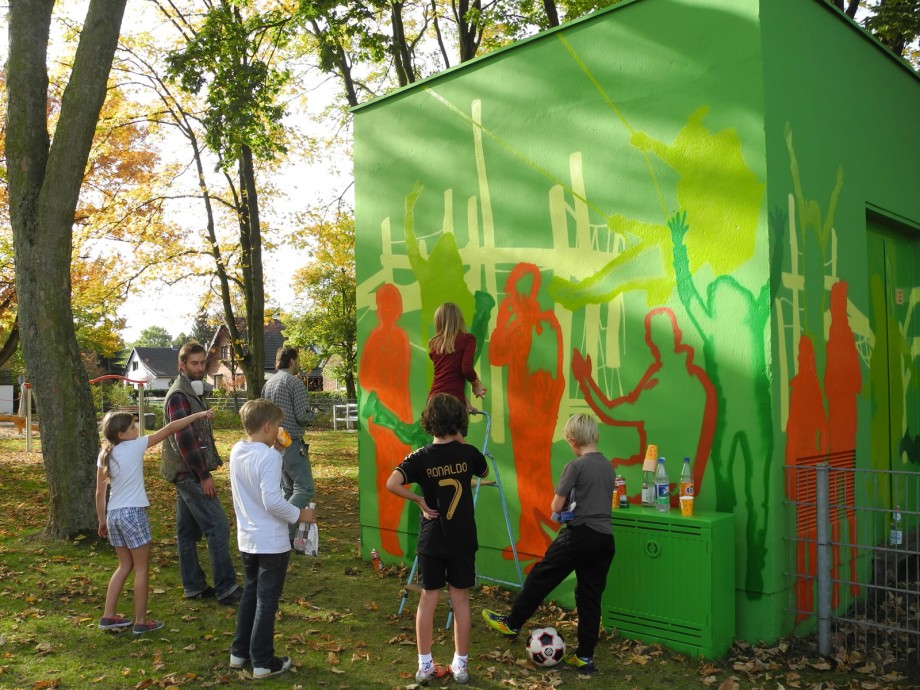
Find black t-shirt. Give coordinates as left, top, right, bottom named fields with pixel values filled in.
left=395, top=441, right=489, bottom=558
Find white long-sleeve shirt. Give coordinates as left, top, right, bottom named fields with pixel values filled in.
left=229, top=440, right=301, bottom=554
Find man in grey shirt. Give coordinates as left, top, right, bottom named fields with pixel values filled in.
left=482, top=413, right=616, bottom=673
left=262, top=346, right=314, bottom=543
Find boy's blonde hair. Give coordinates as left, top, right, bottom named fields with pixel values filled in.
left=564, top=413, right=599, bottom=447
left=428, top=302, right=467, bottom=355
left=240, top=398, right=283, bottom=434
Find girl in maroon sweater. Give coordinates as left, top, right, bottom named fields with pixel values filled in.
left=429, top=303, right=487, bottom=411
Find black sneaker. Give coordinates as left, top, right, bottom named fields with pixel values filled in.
left=252, top=656, right=292, bottom=679
left=217, top=588, right=242, bottom=606
left=133, top=620, right=165, bottom=636
left=185, top=586, right=215, bottom=600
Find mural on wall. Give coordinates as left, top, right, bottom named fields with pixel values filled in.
left=359, top=283, right=414, bottom=557
left=356, top=33, right=777, bottom=599
left=571, top=306, right=716, bottom=503
left=489, top=262, right=564, bottom=562
left=776, top=129, right=865, bottom=621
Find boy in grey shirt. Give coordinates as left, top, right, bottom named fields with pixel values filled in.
left=482, top=414, right=615, bottom=673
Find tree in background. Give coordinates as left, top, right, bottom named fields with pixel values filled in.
left=862, top=0, right=920, bottom=66
left=285, top=208, right=357, bottom=399
left=161, top=0, right=303, bottom=398
left=132, top=325, right=174, bottom=348
left=5, top=0, right=128, bottom=537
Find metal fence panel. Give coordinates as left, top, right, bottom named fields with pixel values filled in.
left=785, top=461, right=919, bottom=665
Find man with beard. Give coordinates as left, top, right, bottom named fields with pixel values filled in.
left=161, top=342, right=240, bottom=606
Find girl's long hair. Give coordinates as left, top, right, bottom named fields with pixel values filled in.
left=98, top=411, right=135, bottom=479
left=428, top=302, right=467, bottom=355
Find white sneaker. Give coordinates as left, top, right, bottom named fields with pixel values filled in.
left=229, top=654, right=248, bottom=670
left=415, top=663, right=449, bottom=684
left=451, top=664, right=470, bottom=684
left=251, top=656, right=291, bottom=679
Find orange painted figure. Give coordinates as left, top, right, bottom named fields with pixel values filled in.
left=571, top=307, right=716, bottom=506
left=490, top=263, right=564, bottom=561
left=825, top=280, right=862, bottom=603
left=359, top=284, right=413, bottom=557
left=785, top=335, right=829, bottom=621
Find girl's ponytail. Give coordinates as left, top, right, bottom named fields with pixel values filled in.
left=99, top=411, right=135, bottom=479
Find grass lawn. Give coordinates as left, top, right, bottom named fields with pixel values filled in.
left=0, top=428, right=913, bottom=689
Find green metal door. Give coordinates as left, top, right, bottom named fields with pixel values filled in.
left=866, top=218, right=920, bottom=514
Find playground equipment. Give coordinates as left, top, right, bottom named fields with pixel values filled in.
left=2, top=377, right=153, bottom=453
left=397, top=410, right=524, bottom=628
left=89, top=375, right=152, bottom=434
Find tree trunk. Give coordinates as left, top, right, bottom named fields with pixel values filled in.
left=390, top=1, right=416, bottom=86
left=345, top=369, right=357, bottom=400
left=238, top=145, right=265, bottom=398
left=6, top=0, right=128, bottom=538
left=0, top=320, right=20, bottom=368
left=454, top=0, right=482, bottom=62
left=543, top=0, right=560, bottom=27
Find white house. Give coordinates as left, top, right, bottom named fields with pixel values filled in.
left=123, top=347, right=180, bottom=391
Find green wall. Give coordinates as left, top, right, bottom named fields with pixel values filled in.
left=353, top=0, right=920, bottom=647
left=759, top=0, right=920, bottom=641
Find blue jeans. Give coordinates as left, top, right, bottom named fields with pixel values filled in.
left=231, top=550, right=290, bottom=667
left=281, top=441, right=314, bottom=539
left=175, top=477, right=238, bottom=599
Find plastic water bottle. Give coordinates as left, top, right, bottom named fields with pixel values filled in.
left=679, top=457, right=694, bottom=498
left=370, top=548, right=383, bottom=571
left=889, top=506, right=903, bottom=546
left=655, top=457, right=670, bottom=512
left=641, top=470, right=655, bottom=507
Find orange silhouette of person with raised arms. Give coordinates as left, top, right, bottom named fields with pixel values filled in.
left=572, top=307, right=716, bottom=505
left=490, top=263, right=564, bottom=561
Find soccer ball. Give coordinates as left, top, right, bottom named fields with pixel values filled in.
left=526, top=626, right=566, bottom=667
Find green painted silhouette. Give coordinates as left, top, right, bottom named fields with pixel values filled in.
left=549, top=106, right=764, bottom=310
left=670, top=210, right=773, bottom=596
left=361, top=391, right=432, bottom=450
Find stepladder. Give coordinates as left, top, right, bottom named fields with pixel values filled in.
left=397, top=410, right=524, bottom=628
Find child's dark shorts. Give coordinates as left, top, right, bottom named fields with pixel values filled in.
left=418, top=551, right=475, bottom=590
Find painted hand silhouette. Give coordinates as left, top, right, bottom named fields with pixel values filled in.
left=571, top=348, right=593, bottom=383
left=668, top=210, right=689, bottom=241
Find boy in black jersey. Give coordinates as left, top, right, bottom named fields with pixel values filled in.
left=386, top=393, right=488, bottom=685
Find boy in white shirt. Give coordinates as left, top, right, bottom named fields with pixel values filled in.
left=228, top=399, right=315, bottom=679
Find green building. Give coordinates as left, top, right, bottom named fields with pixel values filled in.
left=353, top=0, right=920, bottom=648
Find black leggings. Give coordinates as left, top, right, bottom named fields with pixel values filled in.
left=507, top=525, right=615, bottom=658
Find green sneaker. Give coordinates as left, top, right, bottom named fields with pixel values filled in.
left=481, top=609, right=520, bottom=637
left=564, top=653, right=597, bottom=673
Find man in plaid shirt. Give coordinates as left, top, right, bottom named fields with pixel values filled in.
left=162, top=342, right=240, bottom=605
left=262, top=346, right=315, bottom=545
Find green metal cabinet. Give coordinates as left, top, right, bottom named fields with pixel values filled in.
left=602, top=508, right=735, bottom=658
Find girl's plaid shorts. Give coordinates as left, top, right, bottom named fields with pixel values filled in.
left=107, top=507, right=152, bottom=549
